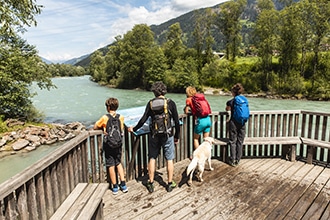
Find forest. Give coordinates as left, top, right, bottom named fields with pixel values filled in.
left=1, top=0, right=329, bottom=122
left=85, top=0, right=330, bottom=101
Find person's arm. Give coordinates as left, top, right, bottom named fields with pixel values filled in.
left=225, top=99, right=233, bottom=122
left=184, top=98, right=191, bottom=114
left=94, top=115, right=107, bottom=133
left=132, top=104, right=151, bottom=132
left=169, top=100, right=180, bottom=141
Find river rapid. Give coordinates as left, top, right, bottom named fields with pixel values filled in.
left=0, top=75, right=329, bottom=183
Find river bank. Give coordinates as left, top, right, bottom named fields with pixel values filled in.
left=203, top=87, right=310, bottom=100
left=0, top=120, right=86, bottom=159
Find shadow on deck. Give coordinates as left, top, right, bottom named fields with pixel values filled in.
left=103, top=158, right=330, bottom=220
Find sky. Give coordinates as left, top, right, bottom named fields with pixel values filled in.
left=21, top=0, right=228, bottom=63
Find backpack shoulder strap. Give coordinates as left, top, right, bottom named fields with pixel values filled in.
left=106, top=113, right=120, bottom=128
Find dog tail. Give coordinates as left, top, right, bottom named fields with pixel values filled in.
left=186, top=158, right=198, bottom=175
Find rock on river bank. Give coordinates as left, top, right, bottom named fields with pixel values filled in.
left=0, top=120, right=86, bottom=159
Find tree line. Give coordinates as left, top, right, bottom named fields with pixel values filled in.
left=1, top=0, right=329, bottom=122
left=89, top=0, right=330, bottom=100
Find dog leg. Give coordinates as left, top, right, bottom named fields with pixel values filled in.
left=198, top=163, right=204, bottom=182
left=208, top=157, right=214, bottom=171
left=188, top=168, right=194, bottom=186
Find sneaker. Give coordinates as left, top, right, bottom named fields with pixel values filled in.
left=229, top=159, right=237, bottom=167
left=235, top=160, right=240, bottom=166
left=112, top=185, right=119, bottom=195
left=146, top=182, right=154, bottom=193
left=166, top=181, right=177, bottom=192
left=120, top=184, right=128, bottom=193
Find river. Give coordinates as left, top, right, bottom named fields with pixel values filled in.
left=0, top=75, right=329, bottom=183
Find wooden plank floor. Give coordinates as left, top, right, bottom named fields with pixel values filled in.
left=102, top=158, right=330, bottom=220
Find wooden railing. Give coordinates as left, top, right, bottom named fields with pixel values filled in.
left=0, top=110, right=329, bottom=219
left=125, top=110, right=330, bottom=179
left=0, top=130, right=104, bottom=220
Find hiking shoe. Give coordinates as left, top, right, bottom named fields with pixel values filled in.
left=120, top=184, right=128, bottom=193
left=166, top=181, right=177, bottom=192
left=229, top=159, right=237, bottom=167
left=146, top=182, right=154, bottom=193
left=112, top=185, right=119, bottom=195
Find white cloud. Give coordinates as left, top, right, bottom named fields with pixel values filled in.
left=22, top=0, right=228, bottom=62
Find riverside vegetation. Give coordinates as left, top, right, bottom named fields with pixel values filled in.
left=1, top=0, right=329, bottom=128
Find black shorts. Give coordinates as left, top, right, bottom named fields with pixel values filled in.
left=103, top=145, right=122, bottom=167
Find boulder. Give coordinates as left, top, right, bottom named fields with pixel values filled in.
left=1, top=122, right=86, bottom=157
left=25, top=134, right=40, bottom=143
left=12, top=139, right=30, bottom=151
left=0, top=139, right=6, bottom=147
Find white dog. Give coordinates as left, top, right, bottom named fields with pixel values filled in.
left=186, top=137, right=214, bottom=186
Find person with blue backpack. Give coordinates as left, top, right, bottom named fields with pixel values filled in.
left=225, top=83, right=250, bottom=167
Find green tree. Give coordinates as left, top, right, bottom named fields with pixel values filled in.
left=193, top=11, right=204, bottom=73
left=118, top=24, right=156, bottom=89
left=164, top=58, right=199, bottom=92
left=293, top=1, right=313, bottom=77
left=306, top=0, right=330, bottom=89
left=215, top=0, right=247, bottom=61
left=204, top=8, right=215, bottom=65
left=193, top=9, right=215, bottom=74
left=0, top=0, right=53, bottom=120
left=144, top=47, right=167, bottom=88
left=253, top=1, right=278, bottom=90
left=1, top=0, right=41, bottom=39
left=163, top=23, right=186, bottom=69
left=104, top=37, right=122, bottom=85
left=277, top=6, right=301, bottom=93
left=89, top=50, right=106, bottom=83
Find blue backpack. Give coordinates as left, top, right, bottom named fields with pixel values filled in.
left=232, top=95, right=250, bottom=125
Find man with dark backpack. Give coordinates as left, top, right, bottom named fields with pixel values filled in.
left=94, top=97, right=128, bottom=195
left=226, top=83, right=250, bottom=167
left=128, top=82, right=180, bottom=193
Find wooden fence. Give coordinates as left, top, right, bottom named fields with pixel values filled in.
left=0, top=130, right=104, bottom=219
left=125, top=110, right=330, bottom=179
left=0, top=110, right=329, bottom=219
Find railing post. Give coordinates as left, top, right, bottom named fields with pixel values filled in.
left=307, top=146, right=314, bottom=164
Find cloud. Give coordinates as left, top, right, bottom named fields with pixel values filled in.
left=171, top=0, right=222, bottom=11
left=22, top=0, right=227, bottom=62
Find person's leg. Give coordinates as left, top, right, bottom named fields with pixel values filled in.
left=228, top=120, right=238, bottom=165
left=236, top=124, right=246, bottom=163
left=166, top=159, right=174, bottom=183
left=148, top=136, right=160, bottom=183
left=116, top=163, right=128, bottom=192
left=146, top=136, right=160, bottom=193
left=148, top=158, right=156, bottom=183
left=116, top=163, right=125, bottom=182
left=163, top=136, right=176, bottom=192
left=203, top=132, right=210, bottom=138
left=104, top=148, right=118, bottom=192
left=193, top=132, right=200, bottom=149
left=202, top=116, right=212, bottom=139
left=193, top=118, right=203, bottom=149
left=108, top=166, right=117, bottom=184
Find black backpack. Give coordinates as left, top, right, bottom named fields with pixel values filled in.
left=103, top=114, right=123, bottom=148
left=149, top=97, right=172, bottom=137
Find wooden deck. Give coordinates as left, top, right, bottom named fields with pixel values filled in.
left=103, top=158, right=330, bottom=220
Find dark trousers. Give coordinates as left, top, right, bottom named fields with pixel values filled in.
left=228, top=120, right=246, bottom=161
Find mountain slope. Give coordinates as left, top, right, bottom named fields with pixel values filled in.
left=74, top=0, right=293, bottom=67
